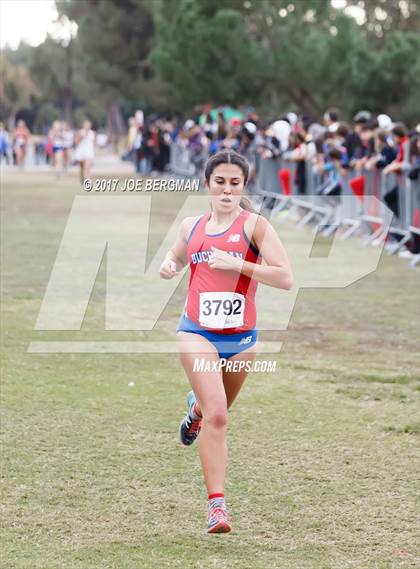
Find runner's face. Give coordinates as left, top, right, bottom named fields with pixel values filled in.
left=207, top=163, right=245, bottom=212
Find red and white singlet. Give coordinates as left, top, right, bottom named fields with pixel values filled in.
left=184, top=209, right=261, bottom=334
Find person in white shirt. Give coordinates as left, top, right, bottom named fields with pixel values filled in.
left=74, top=120, right=95, bottom=183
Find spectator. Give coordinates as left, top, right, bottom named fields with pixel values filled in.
left=0, top=122, right=10, bottom=164
left=315, top=148, right=344, bottom=196
left=403, top=133, right=420, bottom=256
left=345, top=110, right=371, bottom=165
left=238, top=122, right=258, bottom=188
left=383, top=123, right=410, bottom=176
left=381, top=123, right=410, bottom=234
left=216, top=109, right=227, bottom=140
left=258, top=125, right=282, bottom=159
left=377, top=114, right=393, bottom=131
left=324, top=108, right=340, bottom=133
left=271, top=120, right=291, bottom=153
left=365, top=129, right=397, bottom=170
left=126, top=117, right=138, bottom=162
left=407, top=133, right=420, bottom=181
left=133, top=125, right=143, bottom=174
left=139, top=125, right=156, bottom=175
left=218, top=123, right=240, bottom=152
left=187, top=123, right=206, bottom=174
left=153, top=122, right=171, bottom=172
left=283, top=131, right=309, bottom=195
left=352, top=123, right=375, bottom=170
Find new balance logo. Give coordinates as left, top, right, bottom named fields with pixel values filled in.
left=239, top=335, right=252, bottom=345
left=227, top=233, right=240, bottom=243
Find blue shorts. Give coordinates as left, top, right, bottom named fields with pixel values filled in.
left=176, top=313, right=258, bottom=360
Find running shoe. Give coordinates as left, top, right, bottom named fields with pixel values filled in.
left=179, top=390, right=202, bottom=446
left=207, top=505, right=232, bottom=534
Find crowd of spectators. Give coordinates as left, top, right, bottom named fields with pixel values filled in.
left=2, top=106, right=419, bottom=258
left=123, top=106, right=419, bottom=257
left=123, top=107, right=419, bottom=196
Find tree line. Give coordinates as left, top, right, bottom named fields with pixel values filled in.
left=1, top=0, right=418, bottom=133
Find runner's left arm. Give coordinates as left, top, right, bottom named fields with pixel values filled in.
left=208, top=216, right=293, bottom=290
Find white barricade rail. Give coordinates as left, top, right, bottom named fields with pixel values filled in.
left=169, top=142, right=197, bottom=177
left=257, top=157, right=283, bottom=194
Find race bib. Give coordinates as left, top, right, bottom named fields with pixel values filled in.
left=199, top=292, right=245, bottom=329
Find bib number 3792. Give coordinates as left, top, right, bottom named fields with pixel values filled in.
left=199, top=292, right=245, bottom=329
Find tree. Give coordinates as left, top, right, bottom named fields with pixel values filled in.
left=3, top=0, right=418, bottom=130
left=352, top=0, right=419, bottom=36
left=151, top=0, right=419, bottom=123
left=0, top=52, right=40, bottom=127
left=150, top=0, right=267, bottom=109
left=4, top=32, right=93, bottom=130
left=57, top=0, right=158, bottom=146
left=252, top=3, right=372, bottom=117
left=359, top=30, right=420, bottom=124
left=26, top=37, right=79, bottom=125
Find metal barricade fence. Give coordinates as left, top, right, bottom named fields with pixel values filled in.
left=256, top=157, right=283, bottom=194
left=256, top=157, right=416, bottom=236
left=399, top=174, right=410, bottom=230
left=169, top=142, right=197, bottom=177
left=409, top=177, right=420, bottom=228
left=387, top=175, right=420, bottom=263
left=408, top=177, right=420, bottom=266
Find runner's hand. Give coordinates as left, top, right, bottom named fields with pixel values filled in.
left=159, top=258, right=179, bottom=279
left=208, top=246, right=243, bottom=271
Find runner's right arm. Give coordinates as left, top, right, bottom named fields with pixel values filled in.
left=159, top=217, right=196, bottom=279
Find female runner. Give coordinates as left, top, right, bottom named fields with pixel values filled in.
left=74, top=120, right=95, bottom=183
left=159, top=150, right=293, bottom=533
left=48, top=120, right=64, bottom=177
left=13, top=120, right=30, bottom=168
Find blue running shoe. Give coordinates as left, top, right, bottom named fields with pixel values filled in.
left=179, top=390, right=202, bottom=446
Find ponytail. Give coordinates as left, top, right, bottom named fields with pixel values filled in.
left=239, top=195, right=260, bottom=215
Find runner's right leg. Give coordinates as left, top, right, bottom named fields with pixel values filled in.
left=177, top=332, right=228, bottom=496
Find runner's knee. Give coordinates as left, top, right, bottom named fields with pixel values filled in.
left=204, top=406, right=228, bottom=430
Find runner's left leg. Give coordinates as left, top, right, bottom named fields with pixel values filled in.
left=222, top=345, right=257, bottom=409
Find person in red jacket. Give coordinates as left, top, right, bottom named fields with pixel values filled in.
left=159, top=150, right=293, bottom=533
left=383, top=123, right=410, bottom=176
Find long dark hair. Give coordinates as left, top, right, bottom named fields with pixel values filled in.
left=204, top=150, right=259, bottom=214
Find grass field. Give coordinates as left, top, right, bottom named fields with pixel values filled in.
left=1, top=168, right=419, bottom=569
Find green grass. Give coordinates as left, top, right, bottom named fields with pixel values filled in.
left=1, top=169, right=419, bottom=569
